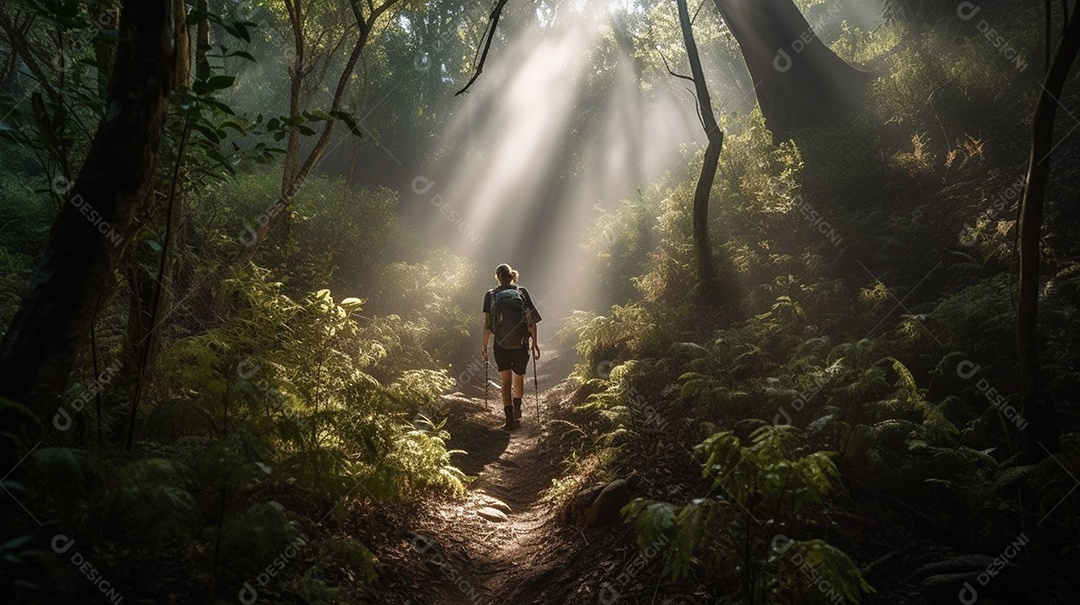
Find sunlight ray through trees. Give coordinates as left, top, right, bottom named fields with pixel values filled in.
left=418, top=2, right=698, bottom=319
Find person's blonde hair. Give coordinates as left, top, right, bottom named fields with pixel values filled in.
left=496, top=263, right=519, bottom=285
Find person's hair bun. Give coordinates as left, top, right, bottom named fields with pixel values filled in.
left=496, top=263, right=519, bottom=284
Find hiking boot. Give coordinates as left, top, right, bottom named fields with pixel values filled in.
left=502, top=406, right=520, bottom=430
left=512, top=398, right=522, bottom=420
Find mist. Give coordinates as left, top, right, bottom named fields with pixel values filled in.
left=404, top=2, right=700, bottom=322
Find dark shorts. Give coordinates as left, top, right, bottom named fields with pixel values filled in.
left=493, top=344, right=530, bottom=375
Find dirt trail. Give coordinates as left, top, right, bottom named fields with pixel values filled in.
left=362, top=350, right=699, bottom=605
left=404, top=350, right=588, bottom=605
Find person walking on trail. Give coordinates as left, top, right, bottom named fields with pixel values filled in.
left=482, top=263, right=541, bottom=430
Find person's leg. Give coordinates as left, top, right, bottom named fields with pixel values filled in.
left=501, top=369, right=518, bottom=429
left=512, top=372, right=525, bottom=399
left=511, top=348, right=528, bottom=419
left=500, top=370, right=513, bottom=407
left=511, top=372, right=525, bottom=420
left=493, top=346, right=518, bottom=429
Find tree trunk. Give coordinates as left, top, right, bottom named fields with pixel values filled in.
left=232, top=1, right=398, bottom=269
left=1017, top=7, right=1080, bottom=463
left=0, top=1, right=182, bottom=426
left=712, top=0, right=870, bottom=140
left=678, top=0, right=725, bottom=303
left=194, top=0, right=212, bottom=83
left=281, top=0, right=306, bottom=196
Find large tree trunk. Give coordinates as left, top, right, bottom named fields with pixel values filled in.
left=678, top=0, right=724, bottom=303
left=114, top=0, right=192, bottom=450
left=1016, top=7, right=1080, bottom=463
left=712, top=0, right=870, bottom=139
left=0, top=1, right=183, bottom=428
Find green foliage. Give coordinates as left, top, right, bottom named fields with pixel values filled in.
left=149, top=271, right=467, bottom=501
left=566, top=301, right=687, bottom=378
left=697, top=426, right=840, bottom=519
left=576, top=360, right=666, bottom=446
left=314, top=536, right=379, bottom=583
left=364, top=249, right=482, bottom=380
left=0, top=533, right=42, bottom=594
left=1023, top=434, right=1080, bottom=547
left=184, top=169, right=400, bottom=295
left=774, top=539, right=876, bottom=604
left=0, top=171, right=52, bottom=255
left=625, top=426, right=874, bottom=602
left=8, top=268, right=470, bottom=600
left=584, top=183, right=667, bottom=307
left=99, top=458, right=201, bottom=546
left=1, top=1, right=1077, bottom=601
left=23, top=447, right=94, bottom=519
left=0, top=397, right=42, bottom=467
left=216, top=501, right=305, bottom=572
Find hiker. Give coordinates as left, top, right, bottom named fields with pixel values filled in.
left=482, top=263, right=541, bottom=430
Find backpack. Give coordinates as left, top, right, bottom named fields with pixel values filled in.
left=490, top=286, right=529, bottom=349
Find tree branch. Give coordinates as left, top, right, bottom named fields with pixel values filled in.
left=658, top=47, right=696, bottom=84
left=455, top=0, right=511, bottom=96
left=233, top=0, right=403, bottom=268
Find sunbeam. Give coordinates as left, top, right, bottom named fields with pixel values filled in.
left=417, top=2, right=699, bottom=321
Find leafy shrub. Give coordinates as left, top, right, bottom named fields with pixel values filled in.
left=625, top=426, right=874, bottom=603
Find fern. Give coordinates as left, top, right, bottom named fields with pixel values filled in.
left=100, top=458, right=200, bottom=546
left=625, top=426, right=872, bottom=602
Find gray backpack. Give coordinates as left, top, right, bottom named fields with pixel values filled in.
left=491, top=287, right=529, bottom=349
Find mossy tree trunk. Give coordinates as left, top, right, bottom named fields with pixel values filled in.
left=0, top=0, right=184, bottom=438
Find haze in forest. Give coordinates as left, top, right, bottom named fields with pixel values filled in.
left=2, top=1, right=1078, bottom=604
left=371, top=0, right=885, bottom=320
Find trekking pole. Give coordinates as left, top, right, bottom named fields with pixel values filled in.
left=484, top=348, right=489, bottom=413
left=533, top=352, right=540, bottom=425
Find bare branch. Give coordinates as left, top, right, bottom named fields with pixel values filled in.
left=686, top=85, right=706, bottom=131
left=692, top=0, right=708, bottom=25
left=658, top=47, right=695, bottom=84
left=456, top=0, right=511, bottom=96
left=349, top=0, right=365, bottom=32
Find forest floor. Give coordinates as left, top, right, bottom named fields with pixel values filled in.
left=353, top=348, right=1046, bottom=605
left=358, top=350, right=698, bottom=605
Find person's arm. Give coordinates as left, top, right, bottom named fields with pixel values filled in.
left=482, top=312, right=491, bottom=360
left=523, top=289, right=540, bottom=358
left=529, top=316, right=539, bottom=359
